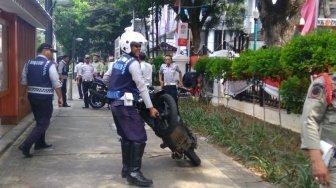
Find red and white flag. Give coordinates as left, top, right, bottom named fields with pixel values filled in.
left=300, top=0, right=316, bottom=35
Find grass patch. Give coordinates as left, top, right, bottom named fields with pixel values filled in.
left=179, top=98, right=318, bottom=187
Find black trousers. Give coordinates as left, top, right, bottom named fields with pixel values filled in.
left=61, top=79, right=68, bottom=105
left=77, top=78, right=83, bottom=98
left=111, top=100, right=147, bottom=143
left=163, top=85, right=178, bottom=105
left=23, top=95, right=53, bottom=148
left=82, top=81, right=92, bottom=107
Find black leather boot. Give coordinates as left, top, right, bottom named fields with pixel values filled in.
left=120, top=139, right=131, bottom=178
left=19, top=143, right=32, bottom=158
left=127, top=142, right=153, bottom=187
left=34, top=133, right=52, bottom=150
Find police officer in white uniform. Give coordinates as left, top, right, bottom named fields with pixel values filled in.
left=139, top=52, right=152, bottom=86
left=159, top=54, right=182, bottom=104
left=78, top=54, right=94, bottom=108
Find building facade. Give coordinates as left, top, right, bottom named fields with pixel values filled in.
left=0, top=0, right=51, bottom=124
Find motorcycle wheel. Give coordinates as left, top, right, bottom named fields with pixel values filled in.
left=184, top=148, right=201, bottom=166
left=154, top=94, right=178, bottom=136
left=89, top=93, right=105, bottom=109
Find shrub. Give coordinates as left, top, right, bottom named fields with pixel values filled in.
left=281, top=29, right=336, bottom=78
left=231, top=50, right=254, bottom=79
left=179, top=99, right=318, bottom=187
left=194, top=57, right=209, bottom=74
left=248, top=47, right=283, bottom=80
left=206, top=58, right=233, bottom=80
left=279, top=76, right=310, bottom=114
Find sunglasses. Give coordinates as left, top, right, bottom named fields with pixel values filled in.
left=133, top=44, right=141, bottom=48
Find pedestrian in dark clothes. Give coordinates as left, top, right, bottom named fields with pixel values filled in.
left=19, top=43, right=63, bottom=158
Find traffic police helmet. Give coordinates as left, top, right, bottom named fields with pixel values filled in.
left=120, top=31, right=147, bottom=54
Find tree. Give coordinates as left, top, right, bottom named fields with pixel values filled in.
left=223, top=1, right=245, bottom=41
left=54, top=0, right=133, bottom=57
left=54, top=0, right=91, bottom=56
left=167, top=0, right=226, bottom=54
left=257, top=0, right=305, bottom=47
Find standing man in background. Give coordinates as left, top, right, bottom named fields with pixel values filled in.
left=107, top=54, right=114, bottom=70
left=159, top=54, right=182, bottom=104
left=78, top=54, right=94, bottom=109
left=19, top=43, right=63, bottom=158
left=58, top=55, right=71, bottom=107
left=92, top=54, right=102, bottom=77
left=97, top=57, right=108, bottom=77
left=139, top=52, right=152, bottom=86
left=74, top=57, right=84, bottom=99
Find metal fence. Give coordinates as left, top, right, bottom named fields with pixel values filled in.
left=200, top=78, right=286, bottom=110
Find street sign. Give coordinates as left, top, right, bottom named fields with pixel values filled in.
left=177, top=23, right=188, bottom=46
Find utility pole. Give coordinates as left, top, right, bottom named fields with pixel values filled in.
left=45, top=0, right=53, bottom=44
left=155, top=2, right=159, bottom=56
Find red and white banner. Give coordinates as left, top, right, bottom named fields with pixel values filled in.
left=300, top=0, right=316, bottom=35
left=177, top=22, right=188, bottom=46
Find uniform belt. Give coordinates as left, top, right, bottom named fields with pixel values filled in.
left=164, top=83, right=176, bottom=86
left=83, top=79, right=93, bottom=82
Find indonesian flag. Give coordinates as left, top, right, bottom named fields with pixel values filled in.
left=300, top=0, right=316, bottom=35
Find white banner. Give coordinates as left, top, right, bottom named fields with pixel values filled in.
left=178, top=22, right=188, bottom=46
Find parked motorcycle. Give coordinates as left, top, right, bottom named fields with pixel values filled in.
left=88, top=77, right=110, bottom=109
left=137, top=87, right=201, bottom=166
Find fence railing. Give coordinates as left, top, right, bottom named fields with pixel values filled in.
left=200, top=78, right=286, bottom=111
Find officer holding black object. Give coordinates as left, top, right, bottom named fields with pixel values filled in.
left=103, top=31, right=158, bottom=187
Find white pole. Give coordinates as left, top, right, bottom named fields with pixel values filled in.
left=315, top=0, right=319, bottom=28
left=176, top=0, right=181, bottom=55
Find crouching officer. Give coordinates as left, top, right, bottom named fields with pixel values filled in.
left=103, top=31, right=158, bottom=187
left=20, top=43, right=63, bottom=157
left=301, top=73, right=336, bottom=187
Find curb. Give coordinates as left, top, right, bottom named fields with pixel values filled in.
left=0, top=103, right=61, bottom=158
left=0, top=113, right=34, bottom=157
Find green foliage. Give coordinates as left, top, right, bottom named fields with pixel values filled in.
left=54, top=0, right=135, bottom=57
left=167, top=0, right=227, bottom=50
left=231, top=50, right=254, bottom=79
left=153, top=55, right=164, bottom=74
left=248, top=47, right=283, bottom=80
left=194, top=57, right=209, bottom=74
left=54, top=0, right=91, bottom=56
left=206, top=58, right=232, bottom=79
left=179, top=99, right=317, bottom=187
left=281, top=29, right=336, bottom=78
left=279, top=76, right=310, bottom=114
left=223, top=1, right=245, bottom=36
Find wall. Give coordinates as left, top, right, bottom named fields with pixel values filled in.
left=0, top=12, right=35, bottom=125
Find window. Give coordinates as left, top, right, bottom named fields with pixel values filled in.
left=0, top=19, right=8, bottom=96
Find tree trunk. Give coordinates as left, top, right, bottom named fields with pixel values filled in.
left=190, top=23, right=202, bottom=54
left=258, top=0, right=305, bottom=47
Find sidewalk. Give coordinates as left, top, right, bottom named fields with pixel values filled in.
left=0, top=81, right=276, bottom=188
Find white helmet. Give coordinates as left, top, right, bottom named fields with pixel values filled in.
left=120, top=31, right=147, bottom=53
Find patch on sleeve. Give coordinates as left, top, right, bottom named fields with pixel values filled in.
left=308, top=83, right=324, bottom=100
